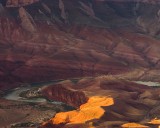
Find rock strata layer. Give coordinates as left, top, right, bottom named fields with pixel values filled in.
left=1, top=1, right=160, bottom=91
left=41, top=77, right=160, bottom=128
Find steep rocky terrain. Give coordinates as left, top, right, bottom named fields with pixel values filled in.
left=1, top=0, right=160, bottom=127
left=0, top=0, right=160, bottom=91
left=0, top=97, right=68, bottom=128
left=41, top=76, right=160, bottom=128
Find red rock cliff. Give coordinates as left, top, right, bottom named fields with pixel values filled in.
left=42, top=84, right=88, bottom=108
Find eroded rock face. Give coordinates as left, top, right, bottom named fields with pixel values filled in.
left=0, top=17, right=25, bottom=42
left=0, top=1, right=160, bottom=90
left=40, top=77, right=160, bottom=128
left=136, top=4, right=160, bottom=36
left=42, top=84, right=88, bottom=108
left=50, top=96, right=114, bottom=127
left=19, top=7, right=36, bottom=33
left=6, top=0, right=39, bottom=7
left=0, top=1, right=160, bottom=128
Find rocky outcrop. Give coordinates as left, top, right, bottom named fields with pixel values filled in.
left=136, top=15, right=160, bottom=36
left=6, top=0, right=39, bottom=7
left=41, top=77, right=160, bottom=128
left=0, top=1, right=160, bottom=91
left=19, top=7, right=36, bottom=33
left=0, top=17, right=160, bottom=91
left=0, top=17, right=25, bottom=42
left=0, top=1, right=160, bottom=128
left=47, top=96, right=114, bottom=128
left=42, top=84, right=88, bottom=108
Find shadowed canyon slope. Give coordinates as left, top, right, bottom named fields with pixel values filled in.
left=41, top=77, right=160, bottom=128
left=1, top=0, right=160, bottom=91
left=1, top=0, right=160, bottom=127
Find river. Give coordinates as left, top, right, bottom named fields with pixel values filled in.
left=3, top=80, right=160, bottom=104
left=133, top=81, right=160, bottom=87
left=4, top=87, right=48, bottom=103
left=3, top=81, right=64, bottom=104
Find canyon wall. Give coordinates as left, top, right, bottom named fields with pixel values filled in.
left=0, top=0, right=160, bottom=90
left=42, top=84, right=88, bottom=108
left=40, top=77, right=160, bottom=128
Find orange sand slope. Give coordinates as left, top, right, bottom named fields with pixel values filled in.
left=41, top=77, right=160, bottom=128
left=52, top=96, right=114, bottom=124
left=122, top=123, right=149, bottom=128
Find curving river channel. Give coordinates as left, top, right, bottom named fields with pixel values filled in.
left=3, top=81, right=64, bottom=104
left=2, top=78, right=85, bottom=103
left=3, top=80, right=160, bottom=103
left=133, top=81, right=160, bottom=87
left=4, top=87, right=47, bottom=103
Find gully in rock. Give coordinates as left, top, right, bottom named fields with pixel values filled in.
left=1, top=0, right=160, bottom=128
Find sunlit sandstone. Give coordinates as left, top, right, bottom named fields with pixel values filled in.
left=148, top=118, right=160, bottom=125
left=121, top=123, right=149, bottom=128
left=51, top=96, right=114, bottom=125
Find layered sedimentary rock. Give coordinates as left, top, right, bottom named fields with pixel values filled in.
left=0, top=1, right=160, bottom=128
left=1, top=19, right=160, bottom=91
left=6, top=0, right=39, bottom=7
left=19, top=7, right=36, bottom=33
left=48, top=96, right=114, bottom=128
left=41, top=76, right=160, bottom=128
left=1, top=0, right=160, bottom=91
left=122, top=123, right=149, bottom=128
left=42, top=84, right=88, bottom=108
